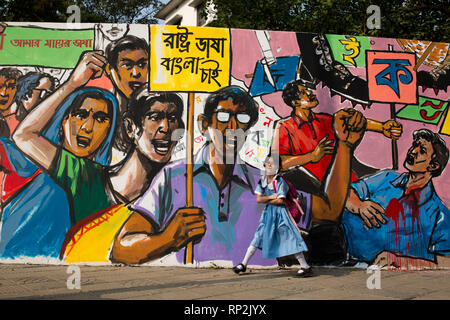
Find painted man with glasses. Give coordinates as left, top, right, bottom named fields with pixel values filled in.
left=110, top=86, right=268, bottom=265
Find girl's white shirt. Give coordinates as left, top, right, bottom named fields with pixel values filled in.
left=260, top=174, right=280, bottom=190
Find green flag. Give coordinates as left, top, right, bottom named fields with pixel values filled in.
left=0, top=26, right=94, bottom=68
left=326, top=34, right=371, bottom=67
left=396, top=96, right=449, bottom=125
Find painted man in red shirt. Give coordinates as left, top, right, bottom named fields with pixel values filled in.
left=272, top=79, right=402, bottom=182
left=271, top=79, right=403, bottom=266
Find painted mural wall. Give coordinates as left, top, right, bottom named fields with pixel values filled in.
left=0, top=22, right=449, bottom=270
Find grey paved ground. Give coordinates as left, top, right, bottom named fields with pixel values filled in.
left=0, top=263, right=449, bottom=300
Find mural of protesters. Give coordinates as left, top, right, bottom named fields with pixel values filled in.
left=13, top=51, right=120, bottom=226
left=272, top=79, right=402, bottom=180
left=15, top=72, right=57, bottom=122
left=0, top=22, right=448, bottom=271
left=271, top=78, right=403, bottom=265
left=109, top=86, right=366, bottom=268
left=110, top=86, right=266, bottom=265
left=60, top=88, right=186, bottom=263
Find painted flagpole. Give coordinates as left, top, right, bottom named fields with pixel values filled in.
left=388, top=44, right=399, bottom=170
left=390, top=102, right=399, bottom=170
left=185, top=92, right=195, bottom=264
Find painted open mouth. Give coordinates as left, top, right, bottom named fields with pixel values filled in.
left=152, top=139, right=171, bottom=155
left=224, top=136, right=238, bottom=146
left=76, top=136, right=91, bottom=148
left=0, top=98, right=8, bottom=105
left=129, top=81, right=144, bottom=91
left=107, top=27, right=122, bottom=37
left=224, top=133, right=244, bottom=148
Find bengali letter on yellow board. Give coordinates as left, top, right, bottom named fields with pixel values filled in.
left=150, top=25, right=231, bottom=92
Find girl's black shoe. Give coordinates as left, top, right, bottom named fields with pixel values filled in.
left=296, top=267, right=313, bottom=277
left=232, top=263, right=246, bottom=274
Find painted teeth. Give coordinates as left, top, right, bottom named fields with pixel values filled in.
left=153, top=141, right=170, bottom=153
left=77, top=137, right=90, bottom=148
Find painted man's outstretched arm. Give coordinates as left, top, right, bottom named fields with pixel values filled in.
left=274, top=117, right=401, bottom=172
left=110, top=207, right=206, bottom=264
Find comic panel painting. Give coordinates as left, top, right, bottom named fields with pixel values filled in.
left=0, top=22, right=449, bottom=271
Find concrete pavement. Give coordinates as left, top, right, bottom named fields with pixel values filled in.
left=0, top=263, right=449, bottom=300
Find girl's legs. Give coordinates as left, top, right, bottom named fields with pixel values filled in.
left=233, top=246, right=257, bottom=274
left=295, top=251, right=313, bottom=277
left=242, top=245, right=257, bottom=266
left=295, top=251, right=310, bottom=269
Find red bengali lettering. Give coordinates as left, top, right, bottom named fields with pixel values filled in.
left=0, top=34, right=6, bottom=50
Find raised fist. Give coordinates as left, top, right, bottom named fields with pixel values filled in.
left=68, top=50, right=107, bottom=89
left=382, top=119, right=402, bottom=140
left=333, top=108, right=366, bottom=148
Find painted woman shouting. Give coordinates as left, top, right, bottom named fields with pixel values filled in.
left=13, top=50, right=120, bottom=226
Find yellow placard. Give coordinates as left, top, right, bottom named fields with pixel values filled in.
left=440, top=110, right=450, bottom=136
left=150, top=25, right=231, bottom=92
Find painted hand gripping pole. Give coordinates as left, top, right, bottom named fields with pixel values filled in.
left=0, top=22, right=449, bottom=270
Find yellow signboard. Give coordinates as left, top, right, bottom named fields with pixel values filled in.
left=440, top=111, right=450, bottom=136
left=150, top=25, right=231, bottom=92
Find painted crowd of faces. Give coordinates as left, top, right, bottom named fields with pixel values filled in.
left=0, top=22, right=449, bottom=269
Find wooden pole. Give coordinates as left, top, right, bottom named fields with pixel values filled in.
left=184, top=92, right=195, bottom=264
left=390, top=103, right=399, bottom=170
left=387, top=44, right=399, bottom=170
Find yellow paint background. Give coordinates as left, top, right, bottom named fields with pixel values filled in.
left=150, top=25, right=230, bottom=92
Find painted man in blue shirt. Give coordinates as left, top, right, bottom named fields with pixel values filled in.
left=342, top=129, right=450, bottom=269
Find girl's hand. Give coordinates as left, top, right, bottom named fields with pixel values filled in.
left=268, top=194, right=277, bottom=200
left=256, top=193, right=277, bottom=203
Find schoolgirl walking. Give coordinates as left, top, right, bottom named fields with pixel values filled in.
left=233, top=155, right=313, bottom=277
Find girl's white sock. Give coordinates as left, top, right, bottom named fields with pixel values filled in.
left=242, top=246, right=257, bottom=266
left=295, top=252, right=310, bottom=269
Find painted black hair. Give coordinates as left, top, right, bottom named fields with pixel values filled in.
left=105, top=35, right=149, bottom=69
left=282, top=79, right=316, bottom=108
left=15, top=72, right=56, bottom=122
left=412, top=129, right=449, bottom=177
left=0, top=67, right=22, bottom=82
left=120, top=86, right=185, bottom=149
left=203, top=85, right=259, bottom=128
